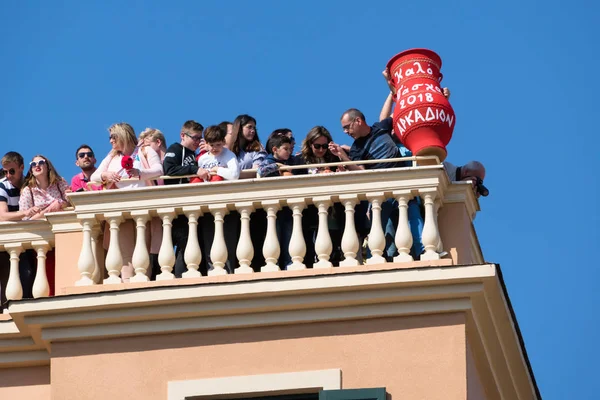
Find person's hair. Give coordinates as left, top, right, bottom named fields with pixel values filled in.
left=75, top=144, right=94, bottom=159
left=231, top=114, right=262, bottom=156
left=301, top=126, right=335, bottom=164
left=341, top=108, right=366, bottom=123
left=23, top=155, right=63, bottom=189
left=140, top=128, right=167, bottom=152
left=182, top=120, right=204, bottom=135
left=109, top=122, right=137, bottom=156
left=203, top=125, right=227, bottom=144
left=1, top=151, right=24, bottom=167
left=269, top=134, right=292, bottom=151
left=218, top=121, right=232, bottom=135
left=266, top=129, right=293, bottom=155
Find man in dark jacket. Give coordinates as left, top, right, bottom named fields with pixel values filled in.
left=162, top=120, right=208, bottom=278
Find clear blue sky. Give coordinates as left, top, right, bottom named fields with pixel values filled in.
left=1, top=1, right=598, bottom=398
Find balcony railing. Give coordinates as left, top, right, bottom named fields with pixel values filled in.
left=1, top=159, right=482, bottom=301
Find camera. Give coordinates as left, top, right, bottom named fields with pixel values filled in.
left=475, top=177, right=489, bottom=197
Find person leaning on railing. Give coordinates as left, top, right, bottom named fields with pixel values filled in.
left=327, top=108, right=408, bottom=262
left=138, top=127, right=168, bottom=279
left=297, top=126, right=347, bottom=266
left=0, top=151, right=40, bottom=303
left=229, top=114, right=268, bottom=270
left=162, top=120, right=208, bottom=277
left=196, top=125, right=241, bottom=274
left=91, top=122, right=164, bottom=282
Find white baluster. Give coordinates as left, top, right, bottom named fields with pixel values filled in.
left=261, top=201, right=281, bottom=272
left=208, top=206, right=228, bottom=276
left=32, top=242, right=50, bottom=298
left=91, top=225, right=103, bottom=284
left=76, top=218, right=96, bottom=286
left=313, top=197, right=332, bottom=269
left=366, top=194, right=386, bottom=265
left=182, top=208, right=202, bottom=278
left=5, top=244, right=23, bottom=300
left=156, top=209, right=176, bottom=281
left=420, top=192, right=441, bottom=261
left=235, top=204, right=254, bottom=274
left=435, top=200, right=445, bottom=254
left=104, top=213, right=124, bottom=284
left=130, top=211, right=150, bottom=282
left=394, top=193, right=414, bottom=263
left=339, top=196, right=359, bottom=267
left=287, top=199, right=306, bottom=271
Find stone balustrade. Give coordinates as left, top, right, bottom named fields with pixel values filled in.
left=1, top=162, right=483, bottom=299
left=0, top=220, right=54, bottom=301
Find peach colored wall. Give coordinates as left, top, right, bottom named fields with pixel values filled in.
left=54, top=231, right=83, bottom=295
left=51, top=313, right=467, bottom=400
left=467, top=341, right=487, bottom=400
left=0, top=365, right=50, bottom=400
left=438, top=203, right=476, bottom=265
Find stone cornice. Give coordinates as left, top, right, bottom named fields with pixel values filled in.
left=1, top=263, right=537, bottom=399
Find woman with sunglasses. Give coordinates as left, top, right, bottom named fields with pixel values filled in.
left=18, top=155, right=69, bottom=220
left=299, top=126, right=346, bottom=174
left=91, top=122, right=164, bottom=282
left=299, top=126, right=346, bottom=267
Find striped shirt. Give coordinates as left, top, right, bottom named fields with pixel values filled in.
left=0, top=178, right=20, bottom=212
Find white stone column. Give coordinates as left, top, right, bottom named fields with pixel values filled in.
left=366, top=194, right=386, bottom=265
left=394, top=191, right=414, bottom=263
left=130, top=211, right=150, bottom=282
left=32, top=241, right=51, bottom=298
left=208, top=205, right=228, bottom=276
left=235, top=204, right=254, bottom=274
left=5, top=244, right=23, bottom=301
left=182, top=208, right=202, bottom=278
left=420, top=191, right=441, bottom=261
left=91, top=225, right=103, bottom=284
left=287, top=199, right=306, bottom=271
left=261, top=201, right=281, bottom=272
left=435, top=200, right=445, bottom=253
left=313, top=197, right=333, bottom=269
left=104, top=213, right=124, bottom=284
left=339, top=195, right=359, bottom=267
left=156, top=209, right=176, bottom=281
left=76, top=217, right=97, bottom=286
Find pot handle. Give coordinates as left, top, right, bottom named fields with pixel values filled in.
left=438, top=72, right=444, bottom=82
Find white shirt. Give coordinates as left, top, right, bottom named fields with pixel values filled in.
left=197, top=148, right=240, bottom=180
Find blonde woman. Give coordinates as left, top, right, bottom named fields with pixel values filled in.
left=91, top=123, right=164, bottom=282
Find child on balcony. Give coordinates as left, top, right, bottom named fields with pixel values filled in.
left=197, top=125, right=241, bottom=273
left=196, top=126, right=240, bottom=181
left=257, top=134, right=299, bottom=269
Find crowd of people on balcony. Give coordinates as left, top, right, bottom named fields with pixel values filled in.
left=0, top=73, right=488, bottom=302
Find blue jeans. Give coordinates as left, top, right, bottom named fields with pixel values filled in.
left=385, top=198, right=424, bottom=260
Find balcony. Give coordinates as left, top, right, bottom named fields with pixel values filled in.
left=0, top=161, right=541, bottom=400
left=1, top=161, right=482, bottom=300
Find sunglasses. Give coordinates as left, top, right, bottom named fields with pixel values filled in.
left=3, top=168, right=17, bottom=176
left=312, top=143, right=329, bottom=150
left=109, top=134, right=118, bottom=141
left=30, top=160, right=47, bottom=168
left=78, top=151, right=94, bottom=159
left=184, top=132, right=203, bottom=142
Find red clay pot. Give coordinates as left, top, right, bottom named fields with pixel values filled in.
left=386, top=48, right=455, bottom=162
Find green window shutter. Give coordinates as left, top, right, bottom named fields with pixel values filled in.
left=319, top=388, right=386, bottom=400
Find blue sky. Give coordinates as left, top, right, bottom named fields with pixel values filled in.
left=1, top=1, right=598, bottom=397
